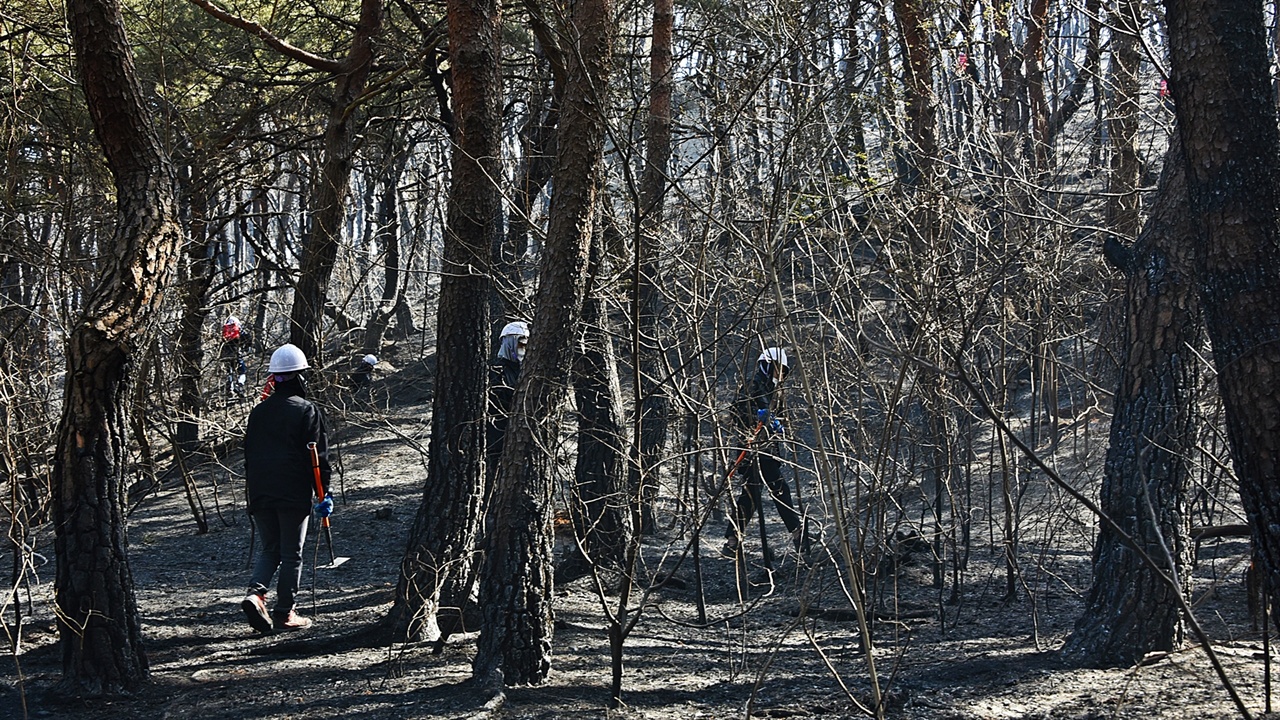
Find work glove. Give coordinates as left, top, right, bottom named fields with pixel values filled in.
left=314, top=493, right=334, bottom=519
left=756, top=408, right=783, bottom=433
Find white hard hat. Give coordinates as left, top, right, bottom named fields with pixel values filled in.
left=269, top=343, right=309, bottom=373
left=758, top=346, right=789, bottom=369
left=362, top=354, right=378, bottom=366
left=500, top=321, right=529, bottom=339
left=224, top=316, right=241, bottom=327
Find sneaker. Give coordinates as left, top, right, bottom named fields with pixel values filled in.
left=241, top=593, right=272, bottom=634
left=273, top=610, right=312, bottom=631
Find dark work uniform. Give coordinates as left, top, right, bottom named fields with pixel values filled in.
left=244, top=376, right=331, bottom=616
left=729, top=368, right=800, bottom=539
left=487, top=356, right=522, bottom=479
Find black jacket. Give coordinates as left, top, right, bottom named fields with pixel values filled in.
left=489, top=358, right=521, bottom=418
left=244, top=377, right=331, bottom=512
left=734, top=369, right=784, bottom=448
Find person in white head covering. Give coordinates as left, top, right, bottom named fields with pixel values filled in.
left=488, top=321, right=529, bottom=478
left=724, top=346, right=802, bottom=557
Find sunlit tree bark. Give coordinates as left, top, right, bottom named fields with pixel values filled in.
left=1166, top=0, right=1280, bottom=623
left=393, top=0, right=501, bottom=642
left=474, top=0, right=614, bottom=685
left=54, top=0, right=184, bottom=695
left=1063, top=139, right=1197, bottom=667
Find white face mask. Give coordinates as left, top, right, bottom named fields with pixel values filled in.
left=517, top=344, right=527, bottom=361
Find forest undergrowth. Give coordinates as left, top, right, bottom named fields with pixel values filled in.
left=1, top=346, right=1272, bottom=720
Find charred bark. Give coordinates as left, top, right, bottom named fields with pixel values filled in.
left=1165, top=0, right=1280, bottom=629
left=1106, top=0, right=1143, bottom=241
left=1062, top=140, right=1197, bottom=667
left=632, top=0, right=674, bottom=534
left=55, top=0, right=184, bottom=695
left=473, top=0, right=614, bottom=685
left=392, top=0, right=501, bottom=642
left=569, top=233, right=630, bottom=575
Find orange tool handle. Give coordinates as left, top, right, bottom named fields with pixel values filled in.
left=725, top=420, right=765, bottom=483
left=307, top=441, right=329, bottom=528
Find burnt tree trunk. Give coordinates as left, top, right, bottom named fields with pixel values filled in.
left=392, top=0, right=501, bottom=642
left=891, top=0, right=937, bottom=187
left=1024, top=0, right=1050, bottom=166
left=632, top=0, right=673, bottom=534
left=55, top=0, right=184, bottom=695
left=1061, top=139, right=1197, bottom=667
left=1165, top=0, right=1280, bottom=624
left=473, top=0, right=614, bottom=685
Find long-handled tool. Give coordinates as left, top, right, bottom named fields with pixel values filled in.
left=308, top=441, right=349, bottom=569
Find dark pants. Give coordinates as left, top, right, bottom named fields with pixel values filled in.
left=731, top=453, right=800, bottom=537
left=250, top=508, right=310, bottom=616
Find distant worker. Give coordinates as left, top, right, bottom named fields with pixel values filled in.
left=351, top=353, right=378, bottom=389
left=487, top=321, right=528, bottom=479
left=725, top=346, right=803, bottom=557
left=241, top=343, right=332, bottom=633
left=219, top=316, right=251, bottom=400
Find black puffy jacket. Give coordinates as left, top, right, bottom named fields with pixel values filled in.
left=244, top=377, right=331, bottom=512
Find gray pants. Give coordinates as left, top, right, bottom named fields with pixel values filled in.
left=250, top=508, right=310, bottom=616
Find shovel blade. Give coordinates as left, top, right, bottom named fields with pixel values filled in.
left=319, top=556, right=350, bottom=569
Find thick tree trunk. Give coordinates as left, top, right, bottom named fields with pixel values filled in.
left=632, top=0, right=674, bottom=534
left=286, top=0, right=383, bottom=364
left=1165, top=0, right=1280, bottom=622
left=473, top=0, right=614, bottom=685
left=56, top=0, right=183, bottom=695
left=1062, top=140, right=1197, bottom=667
left=392, top=0, right=501, bottom=642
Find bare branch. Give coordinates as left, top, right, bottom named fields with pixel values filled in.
left=184, top=0, right=344, bottom=74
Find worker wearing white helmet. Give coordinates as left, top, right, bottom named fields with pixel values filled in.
left=724, top=345, right=803, bottom=557
left=350, top=353, right=379, bottom=391
left=241, top=343, right=331, bottom=634
left=488, top=320, right=530, bottom=479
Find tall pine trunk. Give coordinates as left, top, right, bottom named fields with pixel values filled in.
left=1165, top=0, right=1280, bottom=623
left=392, top=0, right=502, bottom=642
left=1062, top=139, right=1197, bottom=667
left=55, top=0, right=184, bottom=695
left=473, top=0, right=614, bottom=685
left=632, top=0, right=674, bottom=533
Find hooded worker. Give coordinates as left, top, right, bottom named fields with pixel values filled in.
left=487, top=320, right=529, bottom=479
left=241, top=343, right=332, bottom=633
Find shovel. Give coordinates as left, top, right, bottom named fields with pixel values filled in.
left=308, top=441, right=349, bottom=569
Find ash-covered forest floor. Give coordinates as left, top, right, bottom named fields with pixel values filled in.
left=2, top=357, right=1275, bottom=720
